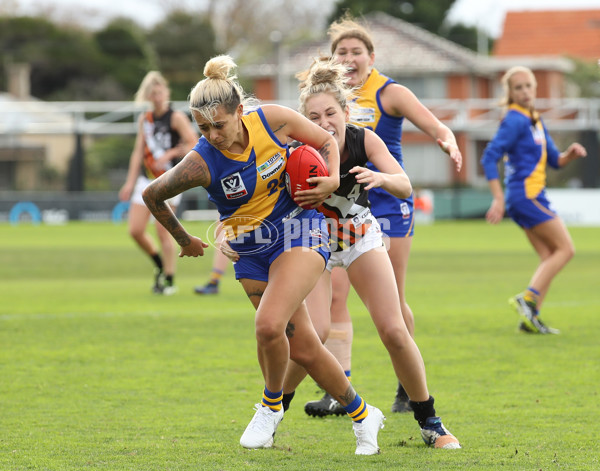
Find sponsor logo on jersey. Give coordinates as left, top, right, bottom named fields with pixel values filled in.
left=351, top=207, right=372, bottom=227
left=257, top=152, right=285, bottom=180
left=349, top=102, right=375, bottom=124
left=221, top=172, right=248, bottom=199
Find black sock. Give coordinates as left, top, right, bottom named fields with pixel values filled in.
left=282, top=391, right=295, bottom=412
left=151, top=253, right=163, bottom=271
left=165, top=275, right=174, bottom=286
left=396, top=382, right=409, bottom=401
left=409, top=395, right=436, bottom=427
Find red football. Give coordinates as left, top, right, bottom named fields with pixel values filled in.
left=285, top=145, right=329, bottom=208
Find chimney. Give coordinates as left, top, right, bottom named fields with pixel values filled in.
left=7, top=63, right=31, bottom=99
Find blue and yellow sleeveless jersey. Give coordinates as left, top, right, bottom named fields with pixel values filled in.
left=192, top=107, right=297, bottom=244
left=348, top=68, right=413, bottom=236
left=349, top=68, right=404, bottom=166
left=481, top=104, right=561, bottom=201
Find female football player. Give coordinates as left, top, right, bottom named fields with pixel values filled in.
left=119, top=71, right=198, bottom=295
left=281, top=57, right=461, bottom=449
left=306, top=14, right=463, bottom=415
left=481, top=66, right=586, bottom=333
left=141, top=55, right=385, bottom=454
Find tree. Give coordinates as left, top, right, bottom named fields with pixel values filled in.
left=0, top=16, right=106, bottom=99
left=146, top=10, right=220, bottom=100
left=94, top=18, right=157, bottom=97
left=567, top=57, right=600, bottom=98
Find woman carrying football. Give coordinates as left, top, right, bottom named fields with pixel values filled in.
left=281, top=57, right=461, bottom=449
left=141, top=55, right=385, bottom=454
left=481, top=66, right=586, bottom=334
left=306, top=14, right=463, bottom=414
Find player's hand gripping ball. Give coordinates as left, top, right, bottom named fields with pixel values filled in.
left=285, top=145, right=329, bottom=209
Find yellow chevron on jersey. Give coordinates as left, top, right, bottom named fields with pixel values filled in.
left=221, top=110, right=289, bottom=238
left=509, top=104, right=548, bottom=199
left=349, top=68, right=390, bottom=130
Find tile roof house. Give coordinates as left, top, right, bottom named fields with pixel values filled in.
left=491, top=9, right=600, bottom=100
left=494, top=9, right=600, bottom=60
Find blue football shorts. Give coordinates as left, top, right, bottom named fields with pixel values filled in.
left=370, top=187, right=415, bottom=238
left=230, top=208, right=330, bottom=282
left=506, top=191, right=557, bottom=229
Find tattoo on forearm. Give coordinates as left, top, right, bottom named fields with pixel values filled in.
left=145, top=194, right=191, bottom=246
left=142, top=156, right=211, bottom=248
left=319, top=142, right=331, bottom=164
left=338, top=385, right=357, bottom=405
left=285, top=322, right=295, bottom=338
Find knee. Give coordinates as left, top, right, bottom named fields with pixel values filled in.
left=556, top=240, right=575, bottom=263
left=379, top=323, right=410, bottom=350
left=566, top=242, right=575, bottom=261
left=255, top=319, right=284, bottom=345
left=289, top=342, right=318, bottom=367
left=289, top=347, right=309, bottom=366
left=129, top=226, right=144, bottom=241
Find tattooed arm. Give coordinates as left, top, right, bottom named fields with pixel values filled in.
left=142, top=151, right=210, bottom=257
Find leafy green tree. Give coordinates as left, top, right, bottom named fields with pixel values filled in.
left=146, top=10, right=220, bottom=100
left=94, top=18, right=157, bottom=97
left=567, top=57, right=600, bottom=97
left=329, top=0, right=454, bottom=31
left=0, top=16, right=106, bottom=99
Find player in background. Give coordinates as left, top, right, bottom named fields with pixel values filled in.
left=281, top=57, right=460, bottom=450
left=481, top=66, right=586, bottom=334
left=303, top=14, right=463, bottom=415
left=194, top=220, right=230, bottom=295
left=141, top=55, right=385, bottom=454
left=119, top=71, right=198, bottom=295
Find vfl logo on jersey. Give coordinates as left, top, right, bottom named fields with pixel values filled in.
left=221, top=173, right=248, bottom=199
left=530, top=126, right=543, bottom=145
left=400, top=202, right=411, bottom=219
left=349, top=102, right=375, bottom=124
left=257, top=152, right=285, bottom=180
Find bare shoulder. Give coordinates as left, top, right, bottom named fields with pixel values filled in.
left=261, top=103, right=297, bottom=135
left=364, top=127, right=393, bottom=159
left=380, top=83, right=419, bottom=114
left=382, top=82, right=415, bottom=99
left=261, top=103, right=293, bottom=121
left=363, top=127, right=386, bottom=148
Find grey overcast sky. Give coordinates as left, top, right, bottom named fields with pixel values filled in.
left=9, top=0, right=600, bottom=37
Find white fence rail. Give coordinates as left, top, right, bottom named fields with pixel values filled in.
left=2, top=98, right=600, bottom=136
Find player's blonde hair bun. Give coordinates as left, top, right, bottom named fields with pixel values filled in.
left=298, top=57, right=354, bottom=116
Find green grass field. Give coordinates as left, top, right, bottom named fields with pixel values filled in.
left=1, top=220, right=599, bottom=470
